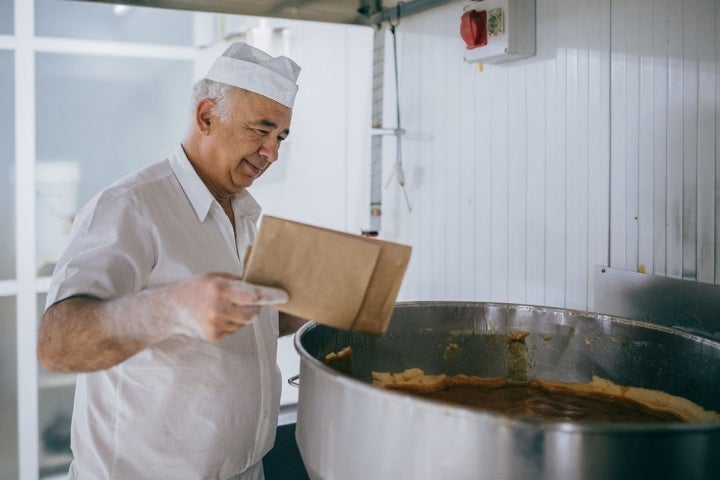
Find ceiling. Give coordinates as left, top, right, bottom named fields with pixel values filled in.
left=83, top=0, right=452, bottom=27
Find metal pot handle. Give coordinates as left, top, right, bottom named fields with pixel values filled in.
left=287, top=374, right=300, bottom=388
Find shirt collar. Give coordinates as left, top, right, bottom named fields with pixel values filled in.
left=170, top=144, right=262, bottom=222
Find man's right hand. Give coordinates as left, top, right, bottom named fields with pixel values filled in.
left=172, top=272, right=288, bottom=341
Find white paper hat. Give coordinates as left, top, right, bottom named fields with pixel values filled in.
left=205, top=42, right=301, bottom=108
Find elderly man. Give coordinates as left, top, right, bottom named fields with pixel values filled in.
left=37, top=42, right=306, bottom=480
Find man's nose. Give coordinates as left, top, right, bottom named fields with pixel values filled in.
left=258, top=138, right=280, bottom=163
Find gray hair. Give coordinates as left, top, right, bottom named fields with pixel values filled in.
left=190, top=79, right=246, bottom=123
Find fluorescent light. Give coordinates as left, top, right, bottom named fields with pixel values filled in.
left=113, top=5, right=130, bottom=16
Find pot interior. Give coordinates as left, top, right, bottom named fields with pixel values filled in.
left=299, top=302, right=720, bottom=412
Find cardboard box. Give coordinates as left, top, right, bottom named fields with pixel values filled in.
left=243, top=216, right=412, bottom=335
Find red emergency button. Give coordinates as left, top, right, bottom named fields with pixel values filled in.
left=461, top=9, right=487, bottom=49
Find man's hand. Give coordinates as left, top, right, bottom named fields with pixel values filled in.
left=172, top=273, right=288, bottom=341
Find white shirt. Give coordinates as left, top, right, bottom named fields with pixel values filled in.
left=46, top=146, right=281, bottom=480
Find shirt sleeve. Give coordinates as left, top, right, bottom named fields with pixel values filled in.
left=45, top=187, right=155, bottom=309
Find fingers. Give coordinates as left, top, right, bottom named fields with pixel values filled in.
left=199, top=304, right=260, bottom=341
left=210, top=282, right=286, bottom=337
left=223, top=278, right=289, bottom=306
left=221, top=304, right=261, bottom=325
left=173, top=273, right=289, bottom=342
left=245, top=285, right=288, bottom=305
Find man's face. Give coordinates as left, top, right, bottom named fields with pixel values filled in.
left=196, top=90, right=292, bottom=197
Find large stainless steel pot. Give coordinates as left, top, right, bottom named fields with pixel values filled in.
left=293, top=302, right=720, bottom=480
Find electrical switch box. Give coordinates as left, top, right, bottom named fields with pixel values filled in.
left=461, top=0, right=536, bottom=65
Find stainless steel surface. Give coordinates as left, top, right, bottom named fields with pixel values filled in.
left=294, top=301, right=720, bottom=480
left=81, top=0, right=454, bottom=26
left=593, top=266, right=720, bottom=341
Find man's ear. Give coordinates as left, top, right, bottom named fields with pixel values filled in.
left=195, top=99, right=215, bottom=134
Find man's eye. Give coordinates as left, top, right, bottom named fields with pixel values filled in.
left=253, top=129, right=270, bottom=136
left=278, top=136, right=286, bottom=143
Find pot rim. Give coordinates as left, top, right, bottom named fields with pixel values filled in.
left=293, top=301, right=720, bottom=433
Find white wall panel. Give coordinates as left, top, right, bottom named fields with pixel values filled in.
left=651, top=0, right=669, bottom=276
left=610, top=0, right=719, bottom=284
left=696, top=0, right=718, bottom=284
left=716, top=1, right=720, bottom=284
left=544, top=16, right=569, bottom=309
left=507, top=60, right=528, bottom=303
left=378, top=0, right=719, bottom=309
left=525, top=56, right=547, bottom=307
left=458, top=26, right=479, bottom=301
left=637, top=0, right=655, bottom=276
left=585, top=0, right=612, bottom=309
left=666, top=0, right=685, bottom=279
left=488, top=62, right=511, bottom=302
left=382, top=0, right=612, bottom=309
left=249, top=21, right=373, bottom=232
left=682, top=0, right=699, bottom=280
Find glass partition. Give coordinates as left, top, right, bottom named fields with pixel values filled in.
left=35, top=0, right=193, bottom=45
left=35, top=52, right=193, bottom=273
left=0, top=50, right=15, bottom=280
left=0, top=297, right=18, bottom=479
left=0, top=1, right=12, bottom=34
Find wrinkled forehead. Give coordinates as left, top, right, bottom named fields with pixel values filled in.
left=232, top=89, right=293, bottom=131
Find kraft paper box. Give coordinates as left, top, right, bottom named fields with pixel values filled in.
left=243, top=215, right=412, bottom=335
